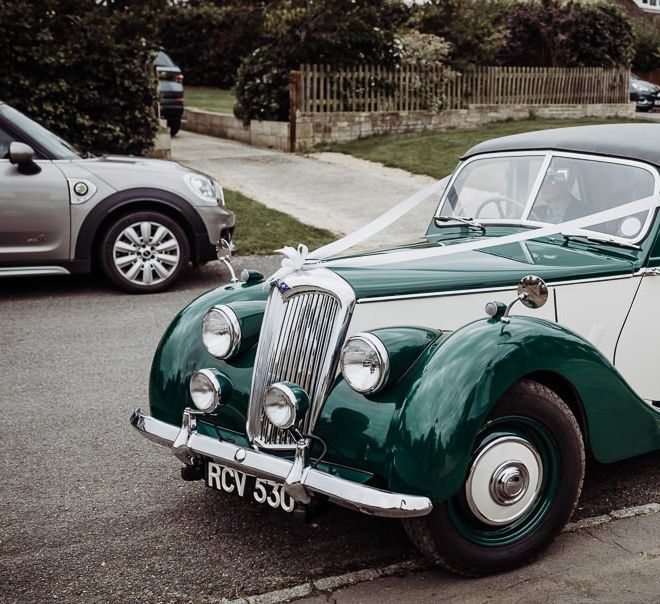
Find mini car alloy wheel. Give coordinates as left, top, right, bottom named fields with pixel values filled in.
left=100, top=211, right=190, bottom=293
left=403, top=379, right=585, bottom=576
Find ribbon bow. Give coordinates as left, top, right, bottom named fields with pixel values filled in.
left=268, top=243, right=314, bottom=283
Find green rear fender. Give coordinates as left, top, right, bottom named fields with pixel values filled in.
left=388, top=316, right=660, bottom=502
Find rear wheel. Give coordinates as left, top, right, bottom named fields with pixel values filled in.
left=99, top=211, right=189, bottom=293
left=403, top=379, right=584, bottom=576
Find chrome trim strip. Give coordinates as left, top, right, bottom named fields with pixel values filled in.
left=0, top=266, right=70, bottom=277
left=130, top=409, right=432, bottom=518
left=356, top=272, right=637, bottom=303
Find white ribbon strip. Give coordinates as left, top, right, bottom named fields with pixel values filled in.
left=321, top=192, right=660, bottom=270
left=269, top=179, right=660, bottom=282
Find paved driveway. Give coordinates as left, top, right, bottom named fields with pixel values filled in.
left=171, top=131, right=439, bottom=246
left=1, top=258, right=659, bottom=602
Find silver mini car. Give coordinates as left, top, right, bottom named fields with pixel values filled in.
left=0, top=102, right=234, bottom=293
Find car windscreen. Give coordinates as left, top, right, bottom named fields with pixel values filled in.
left=0, top=104, right=81, bottom=159
left=155, top=51, right=176, bottom=67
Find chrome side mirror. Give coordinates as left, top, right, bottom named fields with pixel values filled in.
left=517, top=274, right=548, bottom=310
left=486, top=275, right=548, bottom=323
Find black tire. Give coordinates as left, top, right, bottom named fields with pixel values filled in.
left=403, top=379, right=585, bottom=576
left=99, top=210, right=190, bottom=294
left=168, top=116, right=181, bottom=137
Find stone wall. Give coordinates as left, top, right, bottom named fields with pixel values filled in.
left=294, top=103, right=635, bottom=151
left=183, top=108, right=290, bottom=151
left=184, top=103, right=635, bottom=152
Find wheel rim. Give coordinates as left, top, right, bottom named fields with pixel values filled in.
left=112, top=221, right=180, bottom=286
left=448, top=416, right=560, bottom=547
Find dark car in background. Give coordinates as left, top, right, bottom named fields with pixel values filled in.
left=155, top=50, right=184, bottom=136
left=630, top=74, right=660, bottom=112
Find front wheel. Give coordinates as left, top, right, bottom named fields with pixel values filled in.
left=99, top=211, right=190, bottom=293
left=403, top=379, right=585, bottom=576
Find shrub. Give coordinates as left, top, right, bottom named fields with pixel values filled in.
left=499, top=0, right=633, bottom=67
left=0, top=0, right=158, bottom=155
left=632, top=21, right=660, bottom=73
left=233, top=0, right=409, bottom=123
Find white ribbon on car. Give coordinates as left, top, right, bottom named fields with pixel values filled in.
left=269, top=180, right=660, bottom=281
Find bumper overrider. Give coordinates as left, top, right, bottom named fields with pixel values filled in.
left=130, top=408, right=433, bottom=518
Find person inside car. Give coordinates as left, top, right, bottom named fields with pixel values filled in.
left=531, top=169, right=581, bottom=223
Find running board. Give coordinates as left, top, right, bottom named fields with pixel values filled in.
left=0, top=266, right=70, bottom=277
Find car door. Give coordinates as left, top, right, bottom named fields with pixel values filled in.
left=615, top=239, right=660, bottom=403
left=0, top=124, right=70, bottom=263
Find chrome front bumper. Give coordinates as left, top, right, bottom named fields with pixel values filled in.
left=130, top=408, right=433, bottom=519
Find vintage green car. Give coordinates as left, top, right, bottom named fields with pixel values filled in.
left=131, top=124, right=660, bottom=576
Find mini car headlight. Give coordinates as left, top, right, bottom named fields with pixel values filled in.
left=340, top=332, right=389, bottom=394
left=202, top=305, right=241, bottom=359
left=184, top=173, right=217, bottom=205
left=214, top=179, right=225, bottom=207
left=263, top=382, right=309, bottom=430
left=189, top=369, right=223, bottom=413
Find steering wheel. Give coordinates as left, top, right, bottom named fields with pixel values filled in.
left=475, top=197, right=527, bottom=219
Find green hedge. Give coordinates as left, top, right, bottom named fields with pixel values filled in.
left=0, top=1, right=158, bottom=155
left=159, top=3, right=266, bottom=88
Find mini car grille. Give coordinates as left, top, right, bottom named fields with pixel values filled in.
left=248, top=280, right=353, bottom=449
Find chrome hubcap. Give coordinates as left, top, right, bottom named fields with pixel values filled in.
left=112, top=221, right=180, bottom=286
left=465, top=436, right=543, bottom=526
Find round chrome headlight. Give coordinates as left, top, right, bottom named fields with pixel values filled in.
left=202, top=305, right=241, bottom=359
left=189, top=369, right=222, bottom=413
left=340, top=332, right=389, bottom=394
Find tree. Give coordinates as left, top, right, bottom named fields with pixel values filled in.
left=234, top=0, right=409, bottom=122
left=410, top=0, right=508, bottom=71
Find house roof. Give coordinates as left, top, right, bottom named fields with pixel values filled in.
left=462, top=124, right=660, bottom=166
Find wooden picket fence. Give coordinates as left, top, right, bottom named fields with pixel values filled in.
left=295, top=64, right=630, bottom=113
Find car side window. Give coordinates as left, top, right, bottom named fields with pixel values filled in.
left=0, top=125, right=15, bottom=159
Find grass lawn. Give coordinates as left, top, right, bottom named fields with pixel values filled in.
left=185, top=86, right=236, bottom=114
left=327, top=118, right=640, bottom=179
left=226, top=189, right=336, bottom=255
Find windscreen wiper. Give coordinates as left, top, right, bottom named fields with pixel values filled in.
left=434, top=215, right=486, bottom=234
left=560, top=233, right=641, bottom=250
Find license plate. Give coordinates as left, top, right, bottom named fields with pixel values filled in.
left=205, top=462, right=295, bottom=513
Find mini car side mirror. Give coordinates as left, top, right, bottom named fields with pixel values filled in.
left=9, top=142, right=40, bottom=175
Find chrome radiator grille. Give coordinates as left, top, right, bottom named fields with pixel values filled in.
left=247, top=271, right=355, bottom=449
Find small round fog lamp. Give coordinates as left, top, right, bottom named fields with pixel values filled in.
left=263, top=382, right=308, bottom=430
left=189, top=369, right=222, bottom=413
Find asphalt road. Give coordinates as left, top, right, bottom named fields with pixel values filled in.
left=1, top=258, right=659, bottom=603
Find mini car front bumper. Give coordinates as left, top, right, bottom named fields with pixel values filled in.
left=130, top=408, right=433, bottom=519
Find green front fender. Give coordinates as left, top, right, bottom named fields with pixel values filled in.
left=387, top=316, right=660, bottom=502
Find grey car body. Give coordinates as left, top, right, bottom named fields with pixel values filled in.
left=0, top=102, right=234, bottom=292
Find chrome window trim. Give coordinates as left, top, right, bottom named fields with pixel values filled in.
left=434, top=150, right=660, bottom=246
